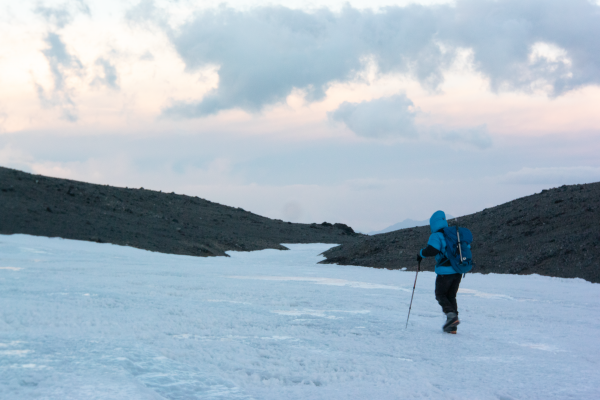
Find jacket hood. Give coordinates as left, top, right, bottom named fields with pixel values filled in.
left=430, top=210, right=448, bottom=233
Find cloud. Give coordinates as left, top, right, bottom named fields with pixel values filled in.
left=431, top=124, right=493, bottom=149
left=2, top=128, right=596, bottom=232
left=328, top=94, right=418, bottom=139
left=0, top=107, right=7, bottom=133
left=34, top=5, right=74, bottom=29
left=34, top=1, right=92, bottom=121
left=139, top=51, right=154, bottom=61
left=125, top=0, right=168, bottom=30
left=446, top=0, right=600, bottom=96
left=37, top=32, right=84, bottom=121
left=92, top=58, right=119, bottom=90
left=34, top=1, right=90, bottom=29
left=129, top=0, right=600, bottom=118
left=329, top=94, right=492, bottom=147
left=155, top=4, right=448, bottom=117
left=500, top=166, right=600, bottom=185
left=74, top=0, right=91, bottom=16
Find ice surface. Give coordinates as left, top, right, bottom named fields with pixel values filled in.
left=1, top=234, right=599, bottom=399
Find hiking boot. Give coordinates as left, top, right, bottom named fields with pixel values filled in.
left=443, top=312, right=460, bottom=332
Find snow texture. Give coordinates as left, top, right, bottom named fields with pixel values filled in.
left=1, top=234, right=599, bottom=399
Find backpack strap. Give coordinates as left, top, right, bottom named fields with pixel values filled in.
left=437, top=256, right=451, bottom=267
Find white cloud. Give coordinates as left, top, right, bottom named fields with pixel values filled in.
left=155, top=4, right=447, bottom=117
left=36, top=32, right=84, bottom=121
left=91, top=57, right=119, bottom=90
left=328, top=94, right=418, bottom=139
left=328, top=94, right=492, bottom=148
left=2, top=129, right=597, bottom=232
left=33, top=2, right=93, bottom=121
left=35, top=5, right=74, bottom=29
left=430, top=124, right=493, bottom=149
left=500, top=166, right=600, bottom=185
left=124, top=0, right=600, bottom=117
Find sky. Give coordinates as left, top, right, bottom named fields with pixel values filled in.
left=1, top=0, right=599, bottom=232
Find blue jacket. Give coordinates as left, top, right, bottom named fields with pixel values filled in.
left=419, top=210, right=456, bottom=275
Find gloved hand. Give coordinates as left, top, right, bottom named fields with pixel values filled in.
left=417, top=252, right=423, bottom=263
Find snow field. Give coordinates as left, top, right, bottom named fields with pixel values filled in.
left=1, top=234, right=599, bottom=399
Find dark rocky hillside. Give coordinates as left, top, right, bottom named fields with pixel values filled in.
left=321, top=182, right=600, bottom=283
left=0, top=166, right=362, bottom=257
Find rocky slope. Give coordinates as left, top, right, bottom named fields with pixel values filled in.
left=0, top=166, right=362, bottom=257
left=321, top=182, right=600, bottom=283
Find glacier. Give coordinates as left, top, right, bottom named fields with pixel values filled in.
left=1, top=234, right=599, bottom=399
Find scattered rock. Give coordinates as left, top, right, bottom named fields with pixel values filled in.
left=0, top=166, right=363, bottom=258
left=321, top=182, right=600, bottom=283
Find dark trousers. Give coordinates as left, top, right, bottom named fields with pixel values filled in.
left=435, top=273, right=462, bottom=315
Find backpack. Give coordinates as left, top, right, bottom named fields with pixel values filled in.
left=441, top=226, right=473, bottom=274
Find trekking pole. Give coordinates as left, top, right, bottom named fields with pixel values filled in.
left=456, top=226, right=465, bottom=262
left=455, top=217, right=465, bottom=262
left=405, top=260, right=420, bottom=329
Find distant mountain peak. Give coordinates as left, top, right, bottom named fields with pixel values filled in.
left=369, top=215, right=454, bottom=235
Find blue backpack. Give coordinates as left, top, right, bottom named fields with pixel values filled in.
left=441, top=226, right=473, bottom=274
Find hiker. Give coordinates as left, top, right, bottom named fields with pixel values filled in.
left=417, top=210, right=472, bottom=334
